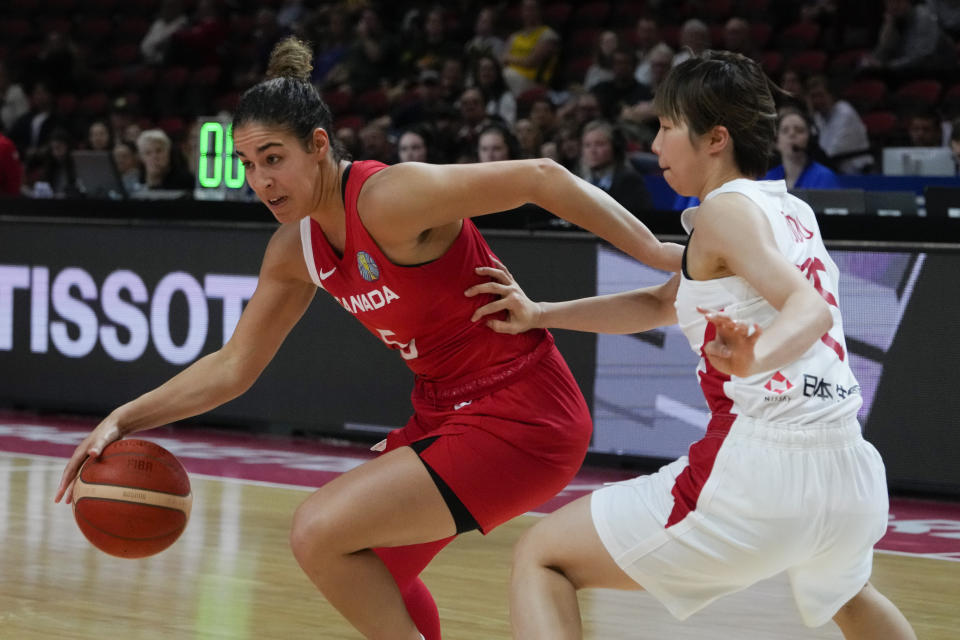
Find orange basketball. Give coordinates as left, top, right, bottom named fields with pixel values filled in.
left=72, top=438, right=192, bottom=559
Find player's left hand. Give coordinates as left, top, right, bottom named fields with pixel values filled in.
left=465, top=257, right=542, bottom=335
left=699, top=307, right=762, bottom=378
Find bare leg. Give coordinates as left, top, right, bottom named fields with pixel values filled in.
left=510, top=495, right=642, bottom=640
left=833, top=582, right=916, bottom=640
left=289, top=446, right=457, bottom=640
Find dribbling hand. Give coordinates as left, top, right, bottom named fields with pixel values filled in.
left=55, top=417, right=123, bottom=504
left=465, top=258, right=542, bottom=335
left=699, top=307, right=762, bottom=378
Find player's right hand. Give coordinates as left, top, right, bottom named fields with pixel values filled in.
left=55, top=417, right=123, bottom=504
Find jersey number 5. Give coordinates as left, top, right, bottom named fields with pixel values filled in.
left=376, top=329, right=419, bottom=360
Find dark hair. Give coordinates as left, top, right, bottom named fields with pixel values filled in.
left=477, top=122, right=520, bottom=159
left=654, top=50, right=781, bottom=177
left=232, top=37, right=347, bottom=161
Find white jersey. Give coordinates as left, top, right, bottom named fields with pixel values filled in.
left=675, top=179, right=862, bottom=423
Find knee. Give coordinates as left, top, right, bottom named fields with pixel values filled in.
left=512, top=521, right=573, bottom=583
left=289, top=498, right=341, bottom=567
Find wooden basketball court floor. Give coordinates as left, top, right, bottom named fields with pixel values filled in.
left=1, top=411, right=957, bottom=639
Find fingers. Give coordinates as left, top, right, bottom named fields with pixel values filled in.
left=473, top=265, right=513, bottom=285
left=487, top=255, right=513, bottom=279
left=464, top=280, right=512, bottom=299
left=471, top=298, right=510, bottom=323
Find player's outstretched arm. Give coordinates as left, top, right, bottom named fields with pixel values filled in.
left=55, top=224, right=317, bottom=503
left=466, top=259, right=679, bottom=335
left=361, top=160, right=683, bottom=273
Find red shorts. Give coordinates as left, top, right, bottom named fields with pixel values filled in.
left=383, top=333, right=592, bottom=533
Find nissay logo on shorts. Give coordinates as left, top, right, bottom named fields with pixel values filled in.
left=0, top=264, right=257, bottom=365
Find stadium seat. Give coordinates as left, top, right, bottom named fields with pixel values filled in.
left=78, top=92, right=110, bottom=118
left=861, top=110, right=899, bottom=144
left=322, top=89, right=354, bottom=115
left=786, top=50, right=827, bottom=74
left=750, top=23, right=773, bottom=50
left=779, top=22, right=820, bottom=50
left=841, top=79, right=888, bottom=113
left=759, top=50, right=784, bottom=76
left=571, top=2, right=610, bottom=27
left=543, top=3, right=573, bottom=30
left=893, top=80, right=943, bottom=110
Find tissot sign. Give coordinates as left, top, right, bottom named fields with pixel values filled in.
left=0, top=265, right=256, bottom=365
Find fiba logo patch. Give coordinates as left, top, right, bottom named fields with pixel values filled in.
left=357, top=251, right=380, bottom=281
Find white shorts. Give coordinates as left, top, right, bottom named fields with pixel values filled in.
left=590, top=414, right=889, bottom=627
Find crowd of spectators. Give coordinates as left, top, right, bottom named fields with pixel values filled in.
left=1, top=0, right=958, bottom=209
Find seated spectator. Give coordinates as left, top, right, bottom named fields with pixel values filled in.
left=591, top=46, right=653, bottom=122
left=396, top=125, right=432, bottom=163
left=87, top=120, right=113, bottom=152
left=167, top=0, right=227, bottom=67
left=583, top=31, right=619, bottom=91
left=514, top=117, right=543, bottom=159
left=471, top=54, right=517, bottom=125
left=633, top=17, right=665, bottom=87
left=501, top=0, right=560, bottom=96
left=309, top=5, right=351, bottom=89
left=341, top=7, right=399, bottom=93
left=0, top=60, right=29, bottom=133
left=112, top=140, right=143, bottom=194
left=551, top=124, right=582, bottom=173
left=136, top=128, right=194, bottom=192
left=24, top=128, right=78, bottom=198
left=905, top=108, right=945, bottom=146
left=861, top=0, right=956, bottom=73
left=465, top=6, right=505, bottom=63
left=764, top=107, right=840, bottom=189
left=620, top=43, right=673, bottom=151
left=527, top=95, right=558, bottom=144
left=400, top=6, right=462, bottom=75
left=455, top=87, right=493, bottom=153
left=672, top=19, right=710, bottom=67
left=140, top=0, right=188, bottom=65
left=805, top=74, right=873, bottom=173
left=0, top=130, right=23, bottom=197
left=358, top=122, right=397, bottom=164
left=779, top=69, right=807, bottom=103
left=8, top=81, right=60, bottom=160
left=476, top=122, right=520, bottom=162
left=722, top=17, right=760, bottom=61
left=579, top=119, right=652, bottom=216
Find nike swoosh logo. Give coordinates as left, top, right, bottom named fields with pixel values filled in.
left=319, top=266, right=336, bottom=280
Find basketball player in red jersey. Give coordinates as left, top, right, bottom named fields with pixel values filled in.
left=55, top=38, right=681, bottom=640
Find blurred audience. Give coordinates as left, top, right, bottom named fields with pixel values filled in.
left=25, top=128, right=78, bottom=198
left=476, top=122, right=519, bottom=162
left=805, top=74, right=873, bottom=174
left=112, top=140, right=143, bottom=193
left=905, top=108, right=945, bottom=147
left=141, top=0, right=188, bottom=65
left=136, top=128, right=193, bottom=192
left=764, top=107, right=840, bottom=189
left=501, top=0, right=560, bottom=95
left=579, top=119, right=652, bottom=216
left=397, top=126, right=432, bottom=163
left=465, top=6, right=505, bottom=63
left=471, top=54, right=516, bottom=125
left=672, top=19, right=710, bottom=67
left=583, top=30, right=619, bottom=91
left=633, top=17, right=665, bottom=87
left=0, top=61, right=29, bottom=133
left=861, top=0, right=956, bottom=73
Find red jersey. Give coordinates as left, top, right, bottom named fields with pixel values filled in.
left=299, top=160, right=545, bottom=382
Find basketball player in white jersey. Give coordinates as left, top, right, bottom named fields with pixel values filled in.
left=466, top=51, right=916, bottom=639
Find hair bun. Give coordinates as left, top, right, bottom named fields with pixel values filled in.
left=266, top=36, right=314, bottom=82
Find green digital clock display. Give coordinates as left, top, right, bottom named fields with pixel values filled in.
left=193, top=117, right=249, bottom=201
